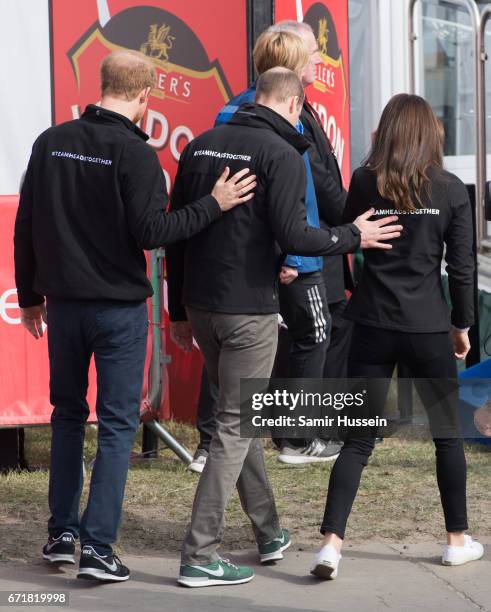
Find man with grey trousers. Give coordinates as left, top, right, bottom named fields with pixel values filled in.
left=166, top=68, right=402, bottom=588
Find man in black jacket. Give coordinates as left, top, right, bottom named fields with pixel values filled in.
left=167, top=67, right=401, bottom=587
left=14, top=50, right=256, bottom=582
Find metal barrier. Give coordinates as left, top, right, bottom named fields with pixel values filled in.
left=141, top=248, right=193, bottom=466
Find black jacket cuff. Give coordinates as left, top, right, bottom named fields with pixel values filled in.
left=199, top=194, right=222, bottom=220
left=17, top=290, right=45, bottom=309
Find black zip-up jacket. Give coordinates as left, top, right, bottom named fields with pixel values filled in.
left=343, top=166, right=475, bottom=332
left=166, top=103, right=361, bottom=320
left=14, top=105, right=221, bottom=308
left=301, top=101, right=353, bottom=303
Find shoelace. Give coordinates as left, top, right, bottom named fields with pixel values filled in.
left=219, top=558, right=239, bottom=570
left=303, top=439, right=324, bottom=455
left=111, top=554, right=123, bottom=567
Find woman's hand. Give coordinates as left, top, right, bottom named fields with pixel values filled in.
left=451, top=328, right=470, bottom=360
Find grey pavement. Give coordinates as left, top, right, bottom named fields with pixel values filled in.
left=0, top=539, right=489, bottom=612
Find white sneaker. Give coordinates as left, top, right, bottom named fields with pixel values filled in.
left=310, top=544, right=341, bottom=580
left=442, top=535, right=484, bottom=566
left=188, top=449, right=208, bottom=474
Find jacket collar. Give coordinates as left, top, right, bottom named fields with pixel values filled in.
left=228, top=103, right=309, bottom=155
left=81, top=105, right=149, bottom=141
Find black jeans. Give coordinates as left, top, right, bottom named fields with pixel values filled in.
left=323, top=299, right=353, bottom=379
left=322, top=299, right=353, bottom=440
left=321, top=324, right=468, bottom=539
left=47, top=299, right=148, bottom=555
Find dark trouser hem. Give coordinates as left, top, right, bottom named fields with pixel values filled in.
left=319, top=525, right=345, bottom=539
left=48, top=528, right=78, bottom=539
left=445, top=524, right=469, bottom=533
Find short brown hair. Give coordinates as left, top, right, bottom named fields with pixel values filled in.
left=255, top=67, right=305, bottom=106
left=253, top=30, right=308, bottom=76
left=100, top=50, right=157, bottom=100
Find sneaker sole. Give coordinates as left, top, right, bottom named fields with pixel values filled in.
left=311, top=562, right=337, bottom=580
left=77, top=568, right=130, bottom=582
left=43, top=553, right=75, bottom=564
left=442, top=552, right=484, bottom=566
left=278, top=453, right=339, bottom=465
left=260, top=539, right=292, bottom=563
left=177, top=575, right=254, bottom=588
left=188, top=462, right=205, bottom=474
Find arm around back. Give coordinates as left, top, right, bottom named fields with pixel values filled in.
left=266, top=150, right=360, bottom=257
left=121, top=140, right=221, bottom=250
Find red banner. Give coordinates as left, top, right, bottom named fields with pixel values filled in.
left=50, top=0, right=248, bottom=191
left=0, top=197, right=94, bottom=426
left=1, top=1, right=248, bottom=427
left=275, top=0, right=351, bottom=186
left=0, top=198, right=156, bottom=427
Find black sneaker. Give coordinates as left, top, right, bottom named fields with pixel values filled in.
left=77, top=546, right=130, bottom=582
left=42, top=532, right=76, bottom=564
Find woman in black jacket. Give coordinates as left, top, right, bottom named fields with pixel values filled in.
left=311, top=94, right=483, bottom=579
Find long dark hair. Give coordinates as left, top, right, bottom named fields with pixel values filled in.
left=365, top=94, right=443, bottom=212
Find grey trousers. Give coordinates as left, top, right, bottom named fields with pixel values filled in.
left=181, top=307, right=281, bottom=565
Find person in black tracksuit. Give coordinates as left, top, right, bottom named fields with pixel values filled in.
left=166, top=69, right=402, bottom=582
left=14, top=50, right=256, bottom=582
left=311, top=93, right=483, bottom=580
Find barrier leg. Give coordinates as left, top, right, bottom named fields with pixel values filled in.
left=144, top=419, right=193, bottom=465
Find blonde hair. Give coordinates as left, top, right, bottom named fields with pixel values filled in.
left=267, top=20, right=313, bottom=36
left=100, top=50, right=157, bottom=100
left=256, top=67, right=305, bottom=107
left=253, top=30, right=308, bottom=76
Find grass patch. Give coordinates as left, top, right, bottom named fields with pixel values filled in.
left=0, top=422, right=489, bottom=563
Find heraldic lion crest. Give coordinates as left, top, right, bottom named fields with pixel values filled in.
left=140, top=23, right=176, bottom=61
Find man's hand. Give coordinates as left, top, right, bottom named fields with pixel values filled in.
left=211, top=167, right=257, bottom=212
left=353, top=208, right=403, bottom=249
left=20, top=303, right=47, bottom=339
left=279, top=266, right=298, bottom=285
left=170, top=321, right=193, bottom=353
left=451, top=328, right=470, bottom=360
left=474, top=405, right=491, bottom=437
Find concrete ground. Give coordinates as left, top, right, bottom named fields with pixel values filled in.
left=0, top=539, right=489, bottom=612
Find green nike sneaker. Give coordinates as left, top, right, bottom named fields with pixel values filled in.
left=178, top=558, right=254, bottom=588
left=258, top=528, right=291, bottom=563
